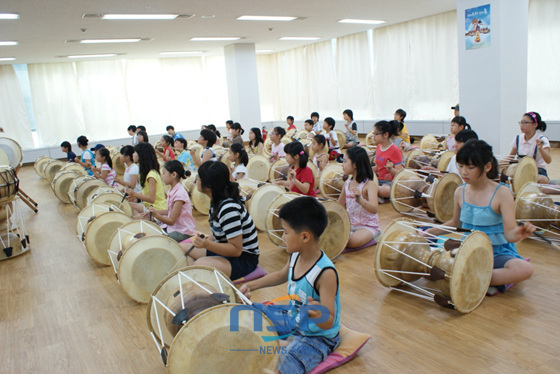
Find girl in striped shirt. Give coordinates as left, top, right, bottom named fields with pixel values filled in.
left=182, top=161, right=259, bottom=280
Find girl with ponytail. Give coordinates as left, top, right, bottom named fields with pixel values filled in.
left=274, top=141, right=316, bottom=197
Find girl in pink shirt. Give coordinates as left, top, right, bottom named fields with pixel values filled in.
left=92, top=147, right=116, bottom=186
left=148, top=160, right=196, bottom=242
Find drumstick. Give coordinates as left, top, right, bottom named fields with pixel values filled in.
left=519, top=222, right=560, bottom=250
left=185, top=234, right=206, bottom=257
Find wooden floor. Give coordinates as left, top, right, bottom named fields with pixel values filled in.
left=2, top=151, right=560, bottom=374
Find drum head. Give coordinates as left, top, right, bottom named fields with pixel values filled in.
left=512, top=157, right=538, bottom=194
left=0, top=232, right=26, bottom=261
left=237, top=179, right=260, bottom=211
left=246, top=155, right=271, bottom=182
left=86, top=186, right=120, bottom=205
left=68, top=176, right=95, bottom=207
left=167, top=304, right=279, bottom=373
left=75, top=179, right=108, bottom=209
left=0, top=137, right=23, bottom=170
left=268, top=159, right=290, bottom=182
left=263, top=138, right=273, bottom=156
left=147, top=265, right=240, bottom=349
left=52, top=170, right=80, bottom=204
left=118, top=235, right=186, bottom=303
left=389, top=169, right=425, bottom=213
left=430, top=173, right=462, bottom=223
left=365, top=131, right=376, bottom=149
left=319, top=201, right=351, bottom=259
left=108, top=220, right=165, bottom=262
left=111, top=153, right=126, bottom=175
left=84, top=211, right=132, bottom=265
left=404, top=149, right=427, bottom=169
left=437, top=151, right=455, bottom=171
left=191, top=186, right=210, bottom=215
left=60, top=162, right=88, bottom=176
left=88, top=189, right=133, bottom=217
left=335, top=130, right=347, bottom=149
left=514, top=182, right=554, bottom=228
left=375, top=218, right=429, bottom=287
left=0, top=166, right=19, bottom=202
left=319, top=163, right=344, bottom=200
left=420, top=135, right=439, bottom=150
left=294, top=129, right=309, bottom=140
left=248, top=184, right=285, bottom=231
left=448, top=231, right=493, bottom=313
left=265, top=193, right=300, bottom=246
left=44, top=160, right=66, bottom=184
left=76, top=203, right=113, bottom=238
left=34, top=156, right=52, bottom=178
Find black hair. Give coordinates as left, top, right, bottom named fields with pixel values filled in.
left=60, top=141, right=72, bottom=151
left=175, top=138, right=187, bottom=150
left=525, top=111, right=546, bottom=132
left=304, top=119, right=314, bottom=127
left=231, top=122, right=245, bottom=135
left=324, top=117, right=335, bottom=130
left=230, top=143, right=249, bottom=166
left=226, top=120, right=234, bottom=126
left=389, top=120, right=404, bottom=135
left=284, top=141, right=308, bottom=169
left=161, top=135, right=174, bottom=147
left=343, top=109, right=353, bottom=121
left=166, top=125, right=175, bottom=131
left=455, top=129, right=479, bottom=143
left=374, top=120, right=397, bottom=137
left=137, top=125, right=146, bottom=132
left=137, top=130, right=149, bottom=143
left=97, top=147, right=113, bottom=169
left=197, top=161, right=241, bottom=220
left=287, top=116, right=294, bottom=122
left=345, top=147, right=374, bottom=183
left=127, top=125, right=137, bottom=132
left=249, top=127, right=264, bottom=147
left=278, top=196, right=327, bottom=239
left=163, top=160, right=190, bottom=180
left=456, top=139, right=498, bottom=179
left=120, top=145, right=135, bottom=161
left=313, top=134, right=326, bottom=147
left=205, top=124, right=221, bottom=138
left=451, top=116, right=472, bottom=130
left=273, top=126, right=286, bottom=138
left=200, top=129, right=217, bottom=147
left=395, top=109, right=407, bottom=121
left=311, top=112, right=320, bottom=119
left=77, top=135, right=89, bottom=147
left=134, top=142, right=160, bottom=187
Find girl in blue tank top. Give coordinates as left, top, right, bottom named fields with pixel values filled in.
left=426, top=140, right=534, bottom=294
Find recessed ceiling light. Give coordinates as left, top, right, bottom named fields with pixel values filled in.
left=0, top=13, right=19, bottom=20
left=338, top=19, right=385, bottom=25
left=201, top=15, right=215, bottom=19
left=67, top=54, right=119, bottom=59
left=237, top=15, right=297, bottom=22
left=102, top=14, right=179, bottom=20
left=160, top=51, right=203, bottom=55
left=279, top=37, right=320, bottom=41
left=0, top=57, right=16, bottom=61
left=0, top=41, right=18, bottom=46
left=79, top=38, right=142, bottom=44
left=190, top=37, right=241, bottom=41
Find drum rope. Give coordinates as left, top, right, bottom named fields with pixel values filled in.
left=388, top=287, right=435, bottom=301
left=107, top=250, right=120, bottom=277
left=380, top=269, right=432, bottom=276
left=380, top=271, right=435, bottom=297
left=151, top=298, right=168, bottom=349
left=382, top=243, right=434, bottom=270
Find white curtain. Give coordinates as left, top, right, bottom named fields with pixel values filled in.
left=373, top=11, right=458, bottom=120
left=27, top=63, right=86, bottom=148
left=305, top=41, right=338, bottom=120
left=528, top=0, right=560, bottom=119
left=0, top=65, right=34, bottom=149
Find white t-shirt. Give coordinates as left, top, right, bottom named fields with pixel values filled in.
left=510, top=131, right=550, bottom=168
left=446, top=154, right=462, bottom=180
left=325, top=130, right=341, bottom=155
left=232, top=164, right=248, bottom=181
left=125, top=163, right=141, bottom=192
left=312, top=121, right=322, bottom=133
left=271, top=142, right=286, bottom=158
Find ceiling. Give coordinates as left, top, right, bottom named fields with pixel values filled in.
left=0, top=0, right=456, bottom=65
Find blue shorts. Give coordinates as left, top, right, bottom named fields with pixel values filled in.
left=278, top=332, right=340, bottom=374
left=538, top=167, right=549, bottom=178
left=493, top=255, right=517, bottom=269
left=378, top=180, right=392, bottom=187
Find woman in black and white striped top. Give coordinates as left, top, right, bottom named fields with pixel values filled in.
left=182, top=161, right=259, bottom=280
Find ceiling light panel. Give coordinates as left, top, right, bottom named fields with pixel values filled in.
left=0, top=41, right=18, bottom=46
left=0, top=57, right=16, bottom=61
left=0, top=13, right=19, bottom=20
left=79, top=39, right=142, bottom=44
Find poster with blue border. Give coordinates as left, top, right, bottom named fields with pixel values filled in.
left=465, top=4, right=491, bottom=50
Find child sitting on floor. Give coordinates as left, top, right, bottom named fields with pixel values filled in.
left=241, top=196, right=341, bottom=374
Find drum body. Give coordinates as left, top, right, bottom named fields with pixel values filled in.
left=43, top=160, right=66, bottom=183
left=246, top=155, right=270, bottom=182
left=34, top=156, right=52, bottom=178
left=52, top=170, right=80, bottom=203
left=75, top=179, right=108, bottom=209
left=248, top=184, right=285, bottom=231
left=84, top=211, right=132, bottom=265
left=390, top=169, right=461, bottom=223
left=375, top=218, right=493, bottom=313
left=237, top=179, right=261, bottom=211
left=0, top=137, right=23, bottom=171
left=269, top=159, right=290, bottom=182
left=419, top=135, right=441, bottom=150
left=500, top=156, right=538, bottom=194
left=117, top=235, right=186, bottom=303
left=111, top=152, right=126, bottom=175
left=76, top=203, right=113, bottom=239
left=108, top=220, right=165, bottom=262
left=515, top=182, right=560, bottom=229
left=87, top=187, right=133, bottom=216
left=0, top=166, right=19, bottom=202
left=60, top=162, right=88, bottom=176
left=319, top=163, right=344, bottom=200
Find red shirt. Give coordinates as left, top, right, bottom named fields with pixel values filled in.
left=287, top=124, right=296, bottom=131
left=375, top=144, right=402, bottom=181
left=290, top=166, right=316, bottom=196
